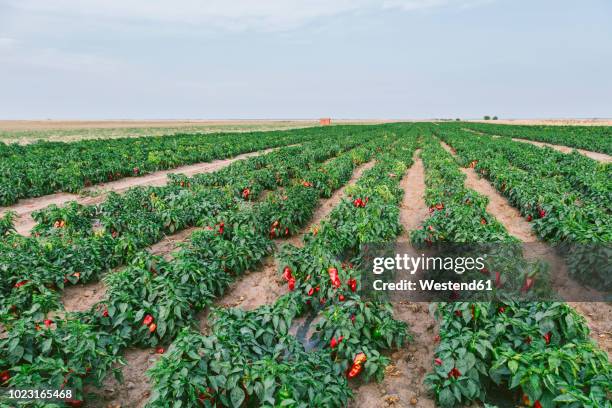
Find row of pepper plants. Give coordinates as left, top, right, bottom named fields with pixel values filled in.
left=0, top=124, right=367, bottom=207
left=0, top=126, right=382, bottom=323
left=0, top=127, right=399, bottom=406
left=447, top=127, right=610, bottom=209
left=434, top=126, right=611, bottom=291
left=457, top=122, right=612, bottom=155
left=143, top=128, right=419, bottom=407
left=415, top=133, right=611, bottom=407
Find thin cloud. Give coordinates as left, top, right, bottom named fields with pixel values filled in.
left=3, top=0, right=494, bottom=31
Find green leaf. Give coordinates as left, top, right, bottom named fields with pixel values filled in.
left=230, top=386, right=245, bottom=407
left=438, top=388, right=455, bottom=407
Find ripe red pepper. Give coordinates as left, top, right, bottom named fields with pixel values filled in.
left=543, top=331, right=552, bottom=345
left=495, top=271, right=502, bottom=288
left=302, top=181, right=312, bottom=187
left=435, top=203, right=444, bottom=211
left=308, top=288, right=315, bottom=296
left=447, top=367, right=461, bottom=379
left=155, top=346, right=165, bottom=354
left=454, top=310, right=462, bottom=317
left=330, top=337, right=338, bottom=348
left=347, top=352, right=367, bottom=378
left=480, top=218, right=487, bottom=225
left=347, top=363, right=363, bottom=378
left=43, top=319, right=53, bottom=327
left=338, top=294, right=345, bottom=301
left=328, top=267, right=341, bottom=288
left=65, top=400, right=83, bottom=407
left=498, top=306, right=505, bottom=313
left=434, top=334, right=441, bottom=343
left=521, top=277, right=535, bottom=292
left=143, top=315, right=154, bottom=326
left=434, top=358, right=442, bottom=366
left=354, top=352, right=367, bottom=365
left=526, top=214, right=533, bottom=222
left=282, top=266, right=293, bottom=281
left=217, top=222, right=225, bottom=235
left=522, top=394, right=531, bottom=406
left=350, top=314, right=356, bottom=324
left=0, top=370, right=10, bottom=383
left=288, top=278, right=296, bottom=291
left=480, top=267, right=489, bottom=275
left=534, top=401, right=543, bottom=408
left=149, top=323, right=157, bottom=333
left=347, top=278, right=357, bottom=292
left=538, top=209, right=546, bottom=218
left=14, top=280, right=29, bottom=288
left=102, top=308, right=109, bottom=317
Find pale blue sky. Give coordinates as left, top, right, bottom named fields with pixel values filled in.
left=0, top=0, right=610, bottom=119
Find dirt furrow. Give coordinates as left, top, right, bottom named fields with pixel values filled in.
left=353, top=152, right=438, bottom=408
left=89, top=347, right=159, bottom=408
left=397, top=150, right=429, bottom=242
left=440, top=141, right=537, bottom=243
left=1, top=147, right=282, bottom=236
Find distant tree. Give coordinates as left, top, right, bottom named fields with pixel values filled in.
left=484, top=115, right=491, bottom=120
left=493, top=116, right=498, bottom=120
left=456, top=118, right=461, bottom=121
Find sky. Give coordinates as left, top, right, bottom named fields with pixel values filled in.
left=0, top=0, right=611, bottom=119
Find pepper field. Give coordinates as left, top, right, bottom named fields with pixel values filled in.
left=0, top=122, right=610, bottom=407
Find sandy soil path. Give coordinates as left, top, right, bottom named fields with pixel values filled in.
left=352, top=150, right=438, bottom=408
left=0, top=147, right=281, bottom=235
left=439, top=142, right=538, bottom=243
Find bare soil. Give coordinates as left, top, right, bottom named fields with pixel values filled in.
left=1, top=147, right=279, bottom=235
left=149, top=227, right=202, bottom=259
left=440, top=141, right=538, bottom=242
left=352, top=152, right=438, bottom=408
left=0, top=119, right=392, bottom=144
left=570, top=302, right=612, bottom=356
left=62, top=281, right=107, bottom=314
left=88, top=348, right=161, bottom=408
left=398, top=150, right=429, bottom=241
